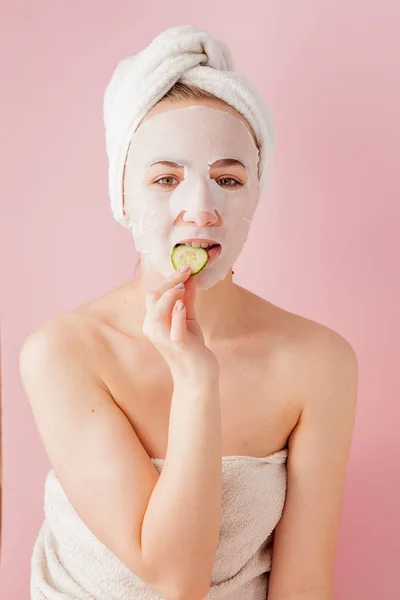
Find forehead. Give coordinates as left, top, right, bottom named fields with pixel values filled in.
left=127, top=105, right=259, bottom=168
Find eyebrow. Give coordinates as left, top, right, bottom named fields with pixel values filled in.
left=146, top=158, right=246, bottom=169
left=211, top=158, right=246, bottom=169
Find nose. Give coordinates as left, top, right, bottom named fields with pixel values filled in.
left=181, top=209, right=219, bottom=228
left=179, top=178, right=220, bottom=227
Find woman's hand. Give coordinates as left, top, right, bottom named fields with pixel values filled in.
left=143, top=266, right=219, bottom=381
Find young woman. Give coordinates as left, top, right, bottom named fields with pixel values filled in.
left=20, top=26, right=358, bottom=600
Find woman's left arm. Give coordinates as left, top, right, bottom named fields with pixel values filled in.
left=268, top=329, right=359, bottom=600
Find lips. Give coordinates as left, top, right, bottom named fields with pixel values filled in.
left=175, top=237, right=221, bottom=246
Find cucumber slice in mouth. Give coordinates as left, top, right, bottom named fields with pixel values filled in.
left=171, top=244, right=209, bottom=275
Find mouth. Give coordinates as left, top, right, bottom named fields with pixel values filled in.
left=174, top=238, right=222, bottom=266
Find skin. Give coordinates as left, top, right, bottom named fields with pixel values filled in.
left=20, top=97, right=358, bottom=600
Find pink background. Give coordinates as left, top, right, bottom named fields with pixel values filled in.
left=1, top=1, right=399, bottom=598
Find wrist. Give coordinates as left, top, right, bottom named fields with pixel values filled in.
left=171, top=367, right=219, bottom=391
left=168, top=354, right=219, bottom=384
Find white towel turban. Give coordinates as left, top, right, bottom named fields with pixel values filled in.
left=103, top=25, right=276, bottom=228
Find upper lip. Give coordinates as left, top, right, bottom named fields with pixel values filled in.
left=175, top=238, right=221, bottom=246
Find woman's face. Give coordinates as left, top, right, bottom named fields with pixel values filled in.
left=123, top=99, right=261, bottom=290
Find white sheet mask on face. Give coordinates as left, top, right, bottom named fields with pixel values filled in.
left=123, top=105, right=261, bottom=290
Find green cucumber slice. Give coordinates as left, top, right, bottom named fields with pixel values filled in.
left=171, top=244, right=209, bottom=275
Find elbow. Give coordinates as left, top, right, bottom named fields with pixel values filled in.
left=136, top=546, right=212, bottom=600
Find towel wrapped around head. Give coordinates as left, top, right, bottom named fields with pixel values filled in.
left=103, top=24, right=276, bottom=228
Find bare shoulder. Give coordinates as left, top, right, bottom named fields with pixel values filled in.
left=269, top=301, right=359, bottom=414
left=243, top=288, right=358, bottom=405
left=243, top=287, right=358, bottom=361
left=19, top=305, right=108, bottom=391
left=287, top=308, right=358, bottom=368
left=289, top=309, right=358, bottom=385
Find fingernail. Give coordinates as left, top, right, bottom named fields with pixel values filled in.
left=175, top=283, right=184, bottom=289
left=177, top=301, right=185, bottom=311
left=179, top=264, right=191, bottom=272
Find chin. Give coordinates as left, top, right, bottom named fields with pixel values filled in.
left=194, top=265, right=232, bottom=290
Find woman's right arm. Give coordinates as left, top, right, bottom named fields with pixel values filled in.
left=20, top=309, right=222, bottom=600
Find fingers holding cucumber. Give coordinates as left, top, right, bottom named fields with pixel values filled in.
left=143, top=264, right=218, bottom=376
left=143, top=265, right=198, bottom=347
left=144, top=266, right=190, bottom=316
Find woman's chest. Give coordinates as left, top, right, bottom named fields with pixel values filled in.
left=102, top=332, right=300, bottom=460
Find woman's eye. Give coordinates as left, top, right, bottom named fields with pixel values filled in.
left=152, top=175, right=243, bottom=188
left=154, top=176, right=179, bottom=187
left=217, top=177, right=243, bottom=188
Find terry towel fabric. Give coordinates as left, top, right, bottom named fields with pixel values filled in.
left=103, top=24, right=276, bottom=229
left=31, top=448, right=288, bottom=599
